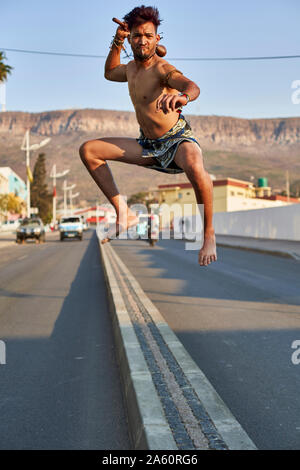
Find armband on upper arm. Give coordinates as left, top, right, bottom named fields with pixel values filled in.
left=162, top=69, right=183, bottom=87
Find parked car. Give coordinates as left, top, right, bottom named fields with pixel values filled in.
left=0, top=219, right=21, bottom=232
left=16, top=218, right=46, bottom=244
left=59, top=216, right=83, bottom=241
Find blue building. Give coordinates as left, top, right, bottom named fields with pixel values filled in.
left=0, top=167, right=27, bottom=201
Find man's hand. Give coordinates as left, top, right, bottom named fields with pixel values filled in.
left=115, top=24, right=130, bottom=42
left=156, top=93, right=188, bottom=114
left=112, top=17, right=130, bottom=41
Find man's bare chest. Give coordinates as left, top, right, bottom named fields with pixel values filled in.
left=127, top=68, right=162, bottom=105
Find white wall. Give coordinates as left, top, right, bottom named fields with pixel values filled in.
left=213, top=203, right=300, bottom=241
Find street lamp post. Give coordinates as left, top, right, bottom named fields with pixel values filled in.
left=286, top=170, right=290, bottom=203
left=50, top=165, right=69, bottom=226
left=69, top=191, right=80, bottom=215
left=21, top=130, right=51, bottom=218
left=63, top=180, right=76, bottom=216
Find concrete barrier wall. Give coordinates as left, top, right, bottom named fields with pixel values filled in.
left=213, top=203, right=300, bottom=241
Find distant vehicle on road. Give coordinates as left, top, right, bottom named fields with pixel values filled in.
left=0, top=219, right=21, bottom=232
left=16, top=218, right=46, bottom=244
left=80, top=216, right=88, bottom=231
left=59, top=216, right=83, bottom=241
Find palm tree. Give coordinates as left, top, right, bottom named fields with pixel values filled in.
left=0, top=51, right=13, bottom=83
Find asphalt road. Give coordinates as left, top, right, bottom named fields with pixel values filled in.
left=111, top=237, right=300, bottom=450
left=0, top=230, right=131, bottom=450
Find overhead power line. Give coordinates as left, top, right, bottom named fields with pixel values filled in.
left=0, top=47, right=106, bottom=59
left=1, top=47, right=300, bottom=61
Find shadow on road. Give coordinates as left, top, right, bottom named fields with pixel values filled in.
left=0, top=231, right=130, bottom=450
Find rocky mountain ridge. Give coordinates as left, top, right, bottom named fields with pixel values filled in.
left=1, top=108, right=300, bottom=148
left=1, top=109, right=299, bottom=204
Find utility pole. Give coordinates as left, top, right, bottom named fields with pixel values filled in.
left=286, top=170, right=290, bottom=203
left=69, top=191, right=80, bottom=215
left=50, top=165, right=69, bottom=226
left=96, top=201, right=99, bottom=229
left=70, top=187, right=73, bottom=214
left=25, top=131, right=30, bottom=217
left=21, top=130, right=51, bottom=218
left=63, top=180, right=67, bottom=216
left=63, top=180, right=76, bottom=216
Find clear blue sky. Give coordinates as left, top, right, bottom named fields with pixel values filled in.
left=1, top=0, right=300, bottom=118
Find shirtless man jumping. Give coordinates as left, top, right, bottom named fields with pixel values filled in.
left=79, top=5, right=217, bottom=266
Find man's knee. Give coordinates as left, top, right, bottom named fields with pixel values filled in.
left=189, top=147, right=204, bottom=170
left=176, top=144, right=205, bottom=177
left=79, top=140, right=105, bottom=167
left=79, top=140, right=91, bottom=163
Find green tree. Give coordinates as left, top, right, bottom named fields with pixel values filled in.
left=0, top=194, right=9, bottom=216
left=128, top=191, right=158, bottom=209
left=128, top=192, right=148, bottom=206
left=0, top=51, right=13, bottom=83
left=280, top=180, right=300, bottom=198
left=7, top=193, right=23, bottom=213
left=290, top=180, right=300, bottom=198
left=31, top=153, right=52, bottom=223
left=0, top=193, right=24, bottom=220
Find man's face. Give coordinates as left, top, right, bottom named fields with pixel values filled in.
left=129, top=22, right=160, bottom=61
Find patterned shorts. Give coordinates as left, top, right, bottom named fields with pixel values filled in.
left=136, top=114, right=201, bottom=174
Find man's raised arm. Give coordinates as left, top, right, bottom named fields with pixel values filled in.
left=104, top=23, right=129, bottom=82
left=156, top=64, right=200, bottom=113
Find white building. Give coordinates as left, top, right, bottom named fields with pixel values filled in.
left=74, top=205, right=116, bottom=224
left=0, top=172, right=9, bottom=194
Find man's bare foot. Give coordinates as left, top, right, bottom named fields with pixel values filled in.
left=101, top=212, right=139, bottom=244
left=198, top=231, right=217, bottom=266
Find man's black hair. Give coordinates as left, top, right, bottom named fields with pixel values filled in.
left=123, top=5, right=162, bottom=31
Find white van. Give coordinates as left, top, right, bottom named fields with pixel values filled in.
left=59, top=217, right=83, bottom=241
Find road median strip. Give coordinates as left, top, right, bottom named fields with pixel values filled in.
left=98, top=236, right=257, bottom=451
